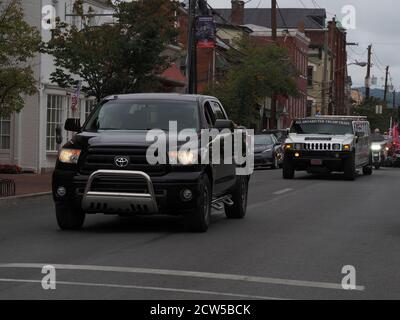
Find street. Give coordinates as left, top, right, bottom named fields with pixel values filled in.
left=0, top=167, right=400, bottom=300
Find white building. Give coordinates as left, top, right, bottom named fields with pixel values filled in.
left=0, top=0, right=112, bottom=173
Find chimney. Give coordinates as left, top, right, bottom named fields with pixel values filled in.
left=231, top=0, right=244, bottom=25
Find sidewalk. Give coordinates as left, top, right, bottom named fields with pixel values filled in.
left=0, top=172, right=52, bottom=196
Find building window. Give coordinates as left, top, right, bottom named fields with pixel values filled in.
left=85, top=100, right=96, bottom=120
left=0, top=117, right=11, bottom=150
left=46, top=95, right=63, bottom=151
left=307, top=66, right=314, bottom=87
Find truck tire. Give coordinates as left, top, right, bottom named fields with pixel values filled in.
left=55, top=203, right=85, bottom=230
left=184, top=176, right=211, bottom=232
left=283, top=158, right=295, bottom=179
left=344, top=153, right=356, bottom=181
left=225, top=175, right=249, bottom=219
left=363, top=165, right=373, bottom=175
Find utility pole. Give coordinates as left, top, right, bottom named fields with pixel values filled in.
left=365, top=44, right=372, bottom=100
left=321, top=23, right=329, bottom=115
left=270, top=0, right=277, bottom=129
left=393, top=90, right=396, bottom=109
left=384, top=65, right=389, bottom=105
left=187, top=0, right=197, bottom=94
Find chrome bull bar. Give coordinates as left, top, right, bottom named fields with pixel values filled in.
left=82, top=170, right=158, bottom=214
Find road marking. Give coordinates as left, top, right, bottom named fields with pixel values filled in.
left=0, top=278, right=285, bottom=300
left=273, top=188, right=294, bottom=195
left=0, top=263, right=365, bottom=291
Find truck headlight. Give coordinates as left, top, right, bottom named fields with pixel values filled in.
left=332, top=144, right=341, bottom=151
left=59, top=149, right=81, bottom=164
left=371, top=144, right=382, bottom=151
left=168, top=150, right=197, bottom=165
left=285, top=143, right=293, bottom=150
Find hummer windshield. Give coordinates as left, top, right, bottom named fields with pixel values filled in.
left=291, top=119, right=354, bottom=135
left=84, top=99, right=200, bottom=132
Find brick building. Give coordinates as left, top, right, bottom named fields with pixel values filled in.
left=215, top=1, right=310, bottom=128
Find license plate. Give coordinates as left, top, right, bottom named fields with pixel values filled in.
left=311, top=159, right=323, bottom=166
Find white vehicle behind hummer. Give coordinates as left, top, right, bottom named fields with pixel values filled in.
left=283, top=116, right=373, bottom=180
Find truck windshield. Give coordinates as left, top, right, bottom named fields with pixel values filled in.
left=84, top=100, right=200, bottom=132
left=291, top=119, right=353, bottom=135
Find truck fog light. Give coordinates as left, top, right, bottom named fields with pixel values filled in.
left=294, top=152, right=300, bottom=158
left=181, top=189, right=193, bottom=201
left=57, top=186, right=67, bottom=197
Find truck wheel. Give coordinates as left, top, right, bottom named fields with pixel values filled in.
left=344, top=154, right=356, bottom=181
left=184, top=176, right=211, bottom=232
left=55, top=203, right=85, bottom=230
left=283, top=158, right=295, bottom=179
left=363, top=165, right=373, bottom=175
left=225, top=175, right=249, bottom=219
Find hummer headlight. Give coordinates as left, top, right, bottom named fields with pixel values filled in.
left=343, top=144, right=351, bottom=151
left=285, top=143, right=293, bottom=150
left=59, top=149, right=81, bottom=164
left=168, top=150, right=197, bottom=165
left=332, top=144, right=341, bottom=151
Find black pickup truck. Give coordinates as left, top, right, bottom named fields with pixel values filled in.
left=52, top=94, right=251, bottom=232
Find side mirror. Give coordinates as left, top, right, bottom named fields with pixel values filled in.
left=214, top=119, right=234, bottom=130
left=65, top=118, right=81, bottom=132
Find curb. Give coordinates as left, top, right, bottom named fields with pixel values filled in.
left=0, top=192, right=52, bottom=204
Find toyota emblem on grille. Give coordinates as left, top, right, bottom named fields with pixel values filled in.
left=114, top=156, right=129, bottom=168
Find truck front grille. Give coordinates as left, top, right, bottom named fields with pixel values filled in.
left=80, top=146, right=168, bottom=176
left=304, top=143, right=335, bottom=151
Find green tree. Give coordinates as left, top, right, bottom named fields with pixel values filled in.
left=42, top=0, right=178, bottom=102
left=0, top=0, right=40, bottom=117
left=353, top=98, right=396, bottom=132
left=205, top=38, right=299, bottom=128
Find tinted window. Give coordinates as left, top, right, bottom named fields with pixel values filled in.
left=84, top=100, right=199, bottom=132
left=211, top=102, right=226, bottom=120
left=291, top=119, right=353, bottom=135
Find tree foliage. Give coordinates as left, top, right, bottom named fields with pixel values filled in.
left=205, top=38, right=299, bottom=128
left=42, top=0, right=179, bottom=102
left=353, top=97, right=397, bottom=132
left=0, top=0, right=40, bottom=117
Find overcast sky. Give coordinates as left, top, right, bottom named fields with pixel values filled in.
left=208, top=0, right=399, bottom=91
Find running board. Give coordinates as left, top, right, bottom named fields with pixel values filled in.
left=211, top=195, right=234, bottom=211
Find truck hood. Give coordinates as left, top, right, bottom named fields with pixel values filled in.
left=66, top=130, right=199, bottom=149
left=286, top=134, right=354, bottom=144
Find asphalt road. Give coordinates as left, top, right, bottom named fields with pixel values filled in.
left=1, top=167, right=400, bottom=300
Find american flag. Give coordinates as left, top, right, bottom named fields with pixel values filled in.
left=71, top=81, right=82, bottom=112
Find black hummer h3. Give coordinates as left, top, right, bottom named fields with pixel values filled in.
left=52, top=94, right=251, bottom=232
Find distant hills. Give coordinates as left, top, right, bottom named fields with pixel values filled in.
left=353, top=87, right=400, bottom=108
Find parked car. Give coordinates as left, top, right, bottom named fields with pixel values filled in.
left=262, top=129, right=288, bottom=144
left=52, top=94, right=251, bottom=232
left=254, top=134, right=283, bottom=169
left=283, top=116, right=373, bottom=180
